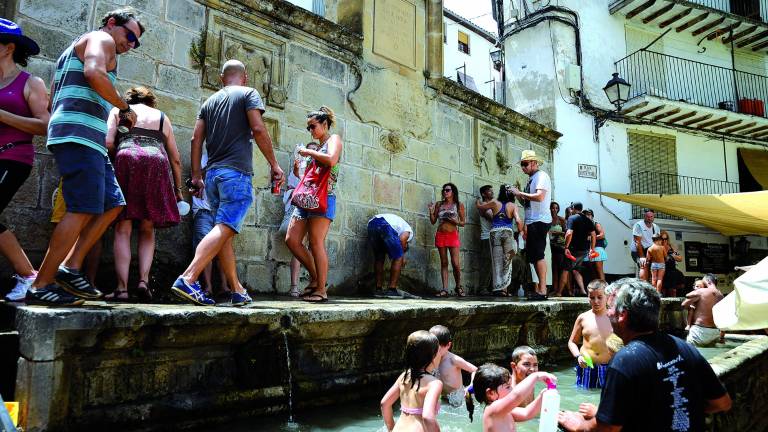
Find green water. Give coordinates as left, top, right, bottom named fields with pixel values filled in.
left=207, top=343, right=736, bottom=431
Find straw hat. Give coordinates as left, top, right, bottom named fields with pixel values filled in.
left=520, top=149, right=544, bottom=163
left=0, top=19, right=40, bottom=56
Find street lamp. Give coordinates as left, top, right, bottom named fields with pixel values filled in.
left=602, top=72, right=631, bottom=111
left=490, top=49, right=503, bottom=71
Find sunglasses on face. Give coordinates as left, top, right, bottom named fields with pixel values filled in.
left=443, top=189, right=452, bottom=193
left=120, top=25, right=141, bottom=48
left=306, top=124, right=318, bottom=132
left=520, top=162, right=529, bottom=167
left=661, top=237, right=669, bottom=240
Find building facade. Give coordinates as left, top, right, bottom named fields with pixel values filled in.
left=502, top=0, right=768, bottom=278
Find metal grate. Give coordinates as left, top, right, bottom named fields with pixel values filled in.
left=629, top=171, right=741, bottom=219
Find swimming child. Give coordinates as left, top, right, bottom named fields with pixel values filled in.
left=380, top=330, right=443, bottom=432
left=507, top=346, right=539, bottom=407
left=429, top=325, right=478, bottom=408
left=646, top=233, right=667, bottom=293
left=471, top=363, right=557, bottom=432
left=685, top=279, right=706, bottom=331
left=567, top=279, right=615, bottom=389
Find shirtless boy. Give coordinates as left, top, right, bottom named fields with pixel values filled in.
left=429, top=325, right=477, bottom=408
left=507, top=346, right=539, bottom=407
left=683, top=273, right=725, bottom=347
left=567, top=279, right=615, bottom=389
left=645, top=233, right=667, bottom=293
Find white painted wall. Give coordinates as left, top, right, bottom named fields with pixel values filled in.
left=443, top=15, right=501, bottom=101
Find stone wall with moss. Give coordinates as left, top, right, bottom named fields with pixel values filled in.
left=2, top=0, right=560, bottom=296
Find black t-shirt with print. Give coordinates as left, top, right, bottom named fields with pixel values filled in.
left=566, top=213, right=595, bottom=252
left=596, top=332, right=727, bottom=432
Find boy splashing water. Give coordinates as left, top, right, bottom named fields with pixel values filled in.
left=429, top=325, right=478, bottom=408
left=471, top=363, right=556, bottom=431
left=567, top=280, right=617, bottom=389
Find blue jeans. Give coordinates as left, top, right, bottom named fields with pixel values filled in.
left=292, top=194, right=336, bottom=221
left=205, top=166, right=253, bottom=233
left=51, top=142, right=125, bottom=214
left=367, top=217, right=403, bottom=260
left=192, top=208, right=215, bottom=249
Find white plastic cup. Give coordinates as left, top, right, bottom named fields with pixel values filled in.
left=177, top=201, right=191, bottom=216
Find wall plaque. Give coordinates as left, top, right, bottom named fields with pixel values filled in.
left=578, top=164, right=598, bottom=179
left=373, top=0, right=416, bottom=69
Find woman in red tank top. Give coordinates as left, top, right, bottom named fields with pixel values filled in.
left=0, top=19, right=50, bottom=301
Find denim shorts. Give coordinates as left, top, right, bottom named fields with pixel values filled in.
left=367, top=216, right=404, bottom=260
left=293, top=194, right=336, bottom=221
left=192, top=208, right=215, bottom=249
left=205, top=166, right=253, bottom=233
left=51, top=143, right=125, bottom=214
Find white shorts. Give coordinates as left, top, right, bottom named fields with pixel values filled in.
left=687, top=324, right=720, bottom=347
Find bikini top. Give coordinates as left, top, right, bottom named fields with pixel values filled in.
left=400, top=403, right=441, bottom=415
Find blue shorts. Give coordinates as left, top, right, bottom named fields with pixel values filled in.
left=368, top=217, right=404, bottom=260
left=51, top=143, right=125, bottom=214
left=192, top=208, right=215, bottom=249
left=586, top=246, right=608, bottom=262
left=293, top=194, right=336, bottom=221
left=575, top=362, right=608, bottom=389
left=205, top=166, right=253, bottom=233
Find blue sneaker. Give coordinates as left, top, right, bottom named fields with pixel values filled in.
left=231, top=290, right=253, bottom=307
left=171, top=276, right=215, bottom=306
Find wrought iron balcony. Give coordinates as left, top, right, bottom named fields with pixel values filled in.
left=687, top=0, right=767, bottom=22
left=629, top=171, right=740, bottom=219
left=616, top=50, right=768, bottom=118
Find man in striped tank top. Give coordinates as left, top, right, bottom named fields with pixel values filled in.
left=27, top=9, right=144, bottom=306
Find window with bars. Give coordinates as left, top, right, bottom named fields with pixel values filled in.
left=458, top=31, right=470, bottom=54
left=628, top=132, right=680, bottom=219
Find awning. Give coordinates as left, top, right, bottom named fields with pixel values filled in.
left=713, top=256, right=768, bottom=331
left=739, top=148, right=768, bottom=189
left=598, top=191, right=768, bottom=237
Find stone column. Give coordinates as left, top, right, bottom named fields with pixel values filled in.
left=425, top=0, right=443, bottom=80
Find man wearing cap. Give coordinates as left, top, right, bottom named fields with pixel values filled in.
left=510, top=150, right=552, bottom=300
left=171, top=59, right=284, bottom=307
left=0, top=19, right=50, bottom=302
left=26, top=9, right=144, bottom=305
left=368, top=213, right=416, bottom=299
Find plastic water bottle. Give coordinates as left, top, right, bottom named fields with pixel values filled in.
left=539, top=379, right=560, bottom=432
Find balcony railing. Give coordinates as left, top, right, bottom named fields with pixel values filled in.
left=630, top=171, right=740, bottom=219
left=616, top=50, right=768, bottom=118
left=688, top=0, right=767, bottom=22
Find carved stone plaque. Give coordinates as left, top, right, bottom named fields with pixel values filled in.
left=476, top=124, right=510, bottom=176
left=202, top=11, right=288, bottom=109
left=373, top=0, right=416, bottom=69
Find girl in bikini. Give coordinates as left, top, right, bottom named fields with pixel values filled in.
left=428, top=183, right=466, bottom=297
left=381, top=330, right=443, bottom=432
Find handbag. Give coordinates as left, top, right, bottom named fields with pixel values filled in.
left=291, top=159, right=331, bottom=213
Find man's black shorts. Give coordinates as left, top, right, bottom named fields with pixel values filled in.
left=526, top=221, right=550, bottom=264
left=563, top=249, right=588, bottom=271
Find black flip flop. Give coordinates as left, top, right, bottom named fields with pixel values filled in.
left=302, top=293, right=328, bottom=303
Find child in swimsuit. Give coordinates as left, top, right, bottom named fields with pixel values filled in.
left=471, top=363, right=557, bottom=431
left=429, top=325, right=477, bottom=409
left=567, top=279, right=616, bottom=389
left=646, top=233, right=667, bottom=294
left=381, top=330, right=443, bottom=432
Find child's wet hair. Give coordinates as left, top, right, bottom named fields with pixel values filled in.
left=652, top=232, right=662, bottom=241
left=587, top=279, right=608, bottom=292
left=428, top=325, right=452, bottom=346
left=402, top=330, right=439, bottom=391
left=507, top=345, right=536, bottom=364
left=471, top=363, right=510, bottom=405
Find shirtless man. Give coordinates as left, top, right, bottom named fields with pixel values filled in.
left=429, top=325, right=477, bottom=408
left=683, top=273, right=724, bottom=347
left=567, top=279, right=615, bottom=389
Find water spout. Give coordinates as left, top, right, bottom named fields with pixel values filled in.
left=280, top=314, right=292, bottom=329
left=282, top=331, right=295, bottom=425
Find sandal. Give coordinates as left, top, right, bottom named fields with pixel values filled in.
left=302, top=293, right=328, bottom=303
left=105, top=289, right=130, bottom=302
left=434, top=289, right=449, bottom=298
left=289, top=285, right=301, bottom=298
left=135, top=280, right=153, bottom=302
left=455, top=286, right=466, bottom=297
left=492, top=289, right=510, bottom=297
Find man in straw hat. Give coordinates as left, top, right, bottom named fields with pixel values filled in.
left=510, top=150, right=552, bottom=300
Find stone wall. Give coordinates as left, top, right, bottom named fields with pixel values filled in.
left=2, top=0, right=560, bottom=296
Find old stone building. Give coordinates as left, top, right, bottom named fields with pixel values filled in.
left=1, top=0, right=559, bottom=295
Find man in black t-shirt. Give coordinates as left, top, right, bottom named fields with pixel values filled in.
left=562, top=202, right=596, bottom=296
left=558, top=278, right=732, bottom=432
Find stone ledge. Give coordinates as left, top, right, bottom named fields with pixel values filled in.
left=199, top=0, right=363, bottom=56
left=427, top=77, right=562, bottom=148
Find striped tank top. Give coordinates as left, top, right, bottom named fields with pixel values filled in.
left=47, top=36, right=117, bottom=155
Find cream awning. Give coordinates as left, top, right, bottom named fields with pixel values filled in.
left=599, top=191, right=768, bottom=237
left=714, top=256, right=768, bottom=331
left=739, top=148, right=768, bottom=190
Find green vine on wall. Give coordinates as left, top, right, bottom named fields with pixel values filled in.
left=189, top=28, right=207, bottom=70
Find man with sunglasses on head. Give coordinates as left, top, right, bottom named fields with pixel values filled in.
left=26, top=9, right=144, bottom=305
left=510, top=150, right=551, bottom=300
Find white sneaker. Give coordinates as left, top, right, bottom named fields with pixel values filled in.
left=5, top=273, right=36, bottom=302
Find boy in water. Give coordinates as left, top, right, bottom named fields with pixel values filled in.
left=683, top=273, right=725, bottom=347
left=646, top=233, right=667, bottom=293
left=567, top=279, right=615, bottom=389
left=472, top=363, right=556, bottom=431
left=429, top=325, right=478, bottom=408
left=507, top=346, right=539, bottom=407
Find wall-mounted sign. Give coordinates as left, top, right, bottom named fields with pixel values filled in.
left=578, top=164, right=598, bottom=179
left=684, top=241, right=730, bottom=274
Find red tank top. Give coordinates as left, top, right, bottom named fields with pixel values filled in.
left=0, top=71, right=34, bottom=166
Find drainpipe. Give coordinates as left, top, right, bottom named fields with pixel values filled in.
left=426, top=0, right=443, bottom=80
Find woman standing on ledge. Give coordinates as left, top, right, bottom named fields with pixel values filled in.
left=285, top=106, right=341, bottom=303
left=428, top=182, right=466, bottom=297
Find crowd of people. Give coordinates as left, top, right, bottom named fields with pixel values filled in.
left=381, top=278, right=731, bottom=432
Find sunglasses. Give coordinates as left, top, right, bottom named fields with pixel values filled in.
left=306, top=124, right=318, bottom=132
left=120, top=25, right=141, bottom=48
left=661, top=237, right=669, bottom=240
left=442, top=188, right=452, bottom=193
left=520, top=162, right=529, bottom=167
